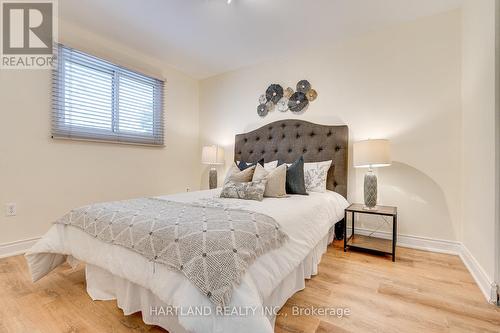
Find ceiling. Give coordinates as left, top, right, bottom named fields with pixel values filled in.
left=60, top=0, right=462, bottom=79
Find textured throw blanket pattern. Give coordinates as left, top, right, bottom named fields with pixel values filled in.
left=55, top=198, right=288, bottom=306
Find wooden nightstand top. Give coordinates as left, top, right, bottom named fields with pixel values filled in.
left=345, top=203, right=397, bottom=216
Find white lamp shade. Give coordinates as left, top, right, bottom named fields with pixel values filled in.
left=353, top=139, right=391, bottom=168
left=202, top=145, right=224, bottom=165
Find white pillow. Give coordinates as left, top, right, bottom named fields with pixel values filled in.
left=304, top=160, right=332, bottom=192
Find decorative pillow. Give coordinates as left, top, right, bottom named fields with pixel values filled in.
left=304, top=160, right=332, bottom=192
left=278, top=156, right=308, bottom=195
left=252, top=163, right=287, bottom=198
left=220, top=180, right=267, bottom=201
left=264, top=160, right=278, bottom=171
left=223, top=164, right=255, bottom=184
left=237, top=158, right=264, bottom=171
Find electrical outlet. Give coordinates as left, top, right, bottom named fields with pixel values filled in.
left=186, top=186, right=191, bottom=192
left=5, top=203, right=16, bottom=216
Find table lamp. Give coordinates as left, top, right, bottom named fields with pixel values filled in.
left=202, top=145, right=225, bottom=189
left=353, top=139, right=391, bottom=209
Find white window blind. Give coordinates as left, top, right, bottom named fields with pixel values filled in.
left=52, top=44, right=165, bottom=146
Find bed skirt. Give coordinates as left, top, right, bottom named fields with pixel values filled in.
left=85, top=227, right=335, bottom=333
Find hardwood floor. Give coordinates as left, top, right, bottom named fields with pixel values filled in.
left=1, top=242, right=499, bottom=333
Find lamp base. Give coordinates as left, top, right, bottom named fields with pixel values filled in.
left=364, top=169, right=377, bottom=208
left=209, top=167, right=217, bottom=190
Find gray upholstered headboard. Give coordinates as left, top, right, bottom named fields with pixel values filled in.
left=234, top=119, right=348, bottom=198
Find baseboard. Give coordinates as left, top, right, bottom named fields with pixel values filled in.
left=458, top=244, right=494, bottom=301
left=0, top=237, right=40, bottom=259
left=349, top=227, right=462, bottom=255
left=348, top=227, right=493, bottom=302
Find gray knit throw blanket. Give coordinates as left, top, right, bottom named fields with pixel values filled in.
left=55, top=197, right=288, bottom=306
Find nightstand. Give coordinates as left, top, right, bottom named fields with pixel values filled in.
left=344, top=203, right=398, bottom=261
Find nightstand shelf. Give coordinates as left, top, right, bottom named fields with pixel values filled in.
left=344, top=204, right=398, bottom=261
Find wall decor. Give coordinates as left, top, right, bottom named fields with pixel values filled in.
left=266, top=84, right=283, bottom=104
left=306, top=89, right=317, bottom=101
left=288, top=91, right=308, bottom=113
left=277, top=97, right=289, bottom=112
left=296, top=80, right=311, bottom=93
left=284, top=87, right=294, bottom=98
left=257, top=80, right=317, bottom=117
left=257, top=103, right=268, bottom=117
left=259, top=94, right=267, bottom=104
left=265, top=101, right=275, bottom=112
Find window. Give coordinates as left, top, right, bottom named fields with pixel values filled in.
left=52, top=44, right=164, bottom=146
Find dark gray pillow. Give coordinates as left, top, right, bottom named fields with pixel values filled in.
left=278, top=156, right=308, bottom=195
left=238, top=158, right=264, bottom=171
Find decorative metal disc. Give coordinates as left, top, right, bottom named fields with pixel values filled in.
left=284, top=87, right=294, bottom=98
left=277, top=97, right=289, bottom=112
left=257, top=103, right=268, bottom=117
left=259, top=94, right=267, bottom=104
left=265, top=101, right=275, bottom=112
left=265, top=84, right=284, bottom=104
left=296, top=80, right=311, bottom=93
left=288, top=92, right=309, bottom=113
left=306, top=89, right=318, bottom=102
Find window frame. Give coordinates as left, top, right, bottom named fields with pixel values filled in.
left=52, top=44, right=165, bottom=146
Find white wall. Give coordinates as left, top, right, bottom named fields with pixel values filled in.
left=199, top=10, right=462, bottom=242
left=461, top=0, right=497, bottom=286
left=0, top=20, right=201, bottom=245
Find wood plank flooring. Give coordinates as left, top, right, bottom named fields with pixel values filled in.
left=0, top=241, right=499, bottom=333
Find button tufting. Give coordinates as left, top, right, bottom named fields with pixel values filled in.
left=288, top=148, right=292, bottom=153
left=327, top=131, right=332, bottom=137
left=268, top=126, right=273, bottom=130
left=249, top=150, right=253, bottom=154
left=296, top=134, right=300, bottom=138
left=274, top=149, right=278, bottom=153
left=295, top=124, right=300, bottom=128
left=256, top=137, right=260, bottom=141
left=244, top=138, right=248, bottom=143
left=281, top=124, right=286, bottom=128
left=303, top=148, right=307, bottom=153
left=238, top=151, right=241, bottom=155
left=318, top=147, right=323, bottom=152
left=268, top=136, right=273, bottom=140
left=261, top=150, right=265, bottom=154
left=282, top=134, right=286, bottom=139
left=310, top=132, right=315, bottom=137
left=335, top=146, right=340, bottom=151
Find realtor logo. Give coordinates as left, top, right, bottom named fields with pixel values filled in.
left=1, top=0, right=57, bottom=69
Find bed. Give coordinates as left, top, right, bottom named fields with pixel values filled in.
left=26, top=119, right=349, bottom=333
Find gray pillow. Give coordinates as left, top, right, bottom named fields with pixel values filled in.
left=220, top=180, right=267, bottom=201
left=252, top=163, right=287, bottom=198
left=223, top=164, right=255, bottom=184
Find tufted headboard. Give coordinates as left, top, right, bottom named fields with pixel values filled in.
left=234, top=119, right=348, bottom=198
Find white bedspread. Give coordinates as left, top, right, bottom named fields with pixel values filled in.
left=26, top=189, right=348, bottom=333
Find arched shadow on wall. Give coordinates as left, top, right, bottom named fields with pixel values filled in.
left=351, top=161, right=457, bottom=240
